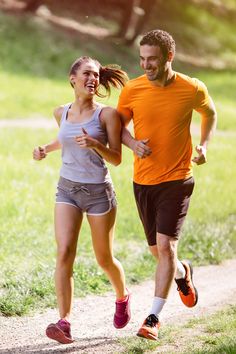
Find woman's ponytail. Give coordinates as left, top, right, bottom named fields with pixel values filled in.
left=98, top=64, right=129, bottom=97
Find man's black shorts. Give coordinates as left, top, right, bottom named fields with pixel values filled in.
left=133, top=177, right=195, bottom=246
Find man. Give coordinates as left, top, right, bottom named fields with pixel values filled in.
left=117, top=29, right=217, bottom=340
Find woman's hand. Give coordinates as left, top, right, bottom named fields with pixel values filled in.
left=75, top=128, right=98, bottom=149
left=33, top=146, right=47, bottom=160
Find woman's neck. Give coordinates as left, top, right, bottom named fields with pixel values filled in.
left=72, top=97, right=97, bottom=114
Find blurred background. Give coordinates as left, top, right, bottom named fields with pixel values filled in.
left=0, top=0, right=235, bottom=317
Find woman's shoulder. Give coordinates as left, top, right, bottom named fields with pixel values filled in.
left=53, top=103, right=71, bottom=126
left=99, top=106, right=121, bottom=130
left=100, top=105, right=120, bottom=121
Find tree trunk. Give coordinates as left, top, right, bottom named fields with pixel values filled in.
left=116, top=0, right=135, bottom=38
left=125, top=0, right=155, bottom=45
left=24, top=0, right=42, bottom=12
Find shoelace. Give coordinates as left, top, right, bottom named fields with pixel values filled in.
left=176, top=278, right=190, bottom=295
left=145, top=314, right=159, bottom=328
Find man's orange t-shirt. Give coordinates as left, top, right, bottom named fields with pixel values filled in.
left=117, top=72, right=211, bottom=185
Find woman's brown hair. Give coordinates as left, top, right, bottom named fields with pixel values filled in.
left=69, top=56, right=129, bottom=97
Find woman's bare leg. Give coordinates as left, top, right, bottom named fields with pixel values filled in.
left=54, top=203, right=83, bottom=320
left=87, top=207, right=127, bottom=299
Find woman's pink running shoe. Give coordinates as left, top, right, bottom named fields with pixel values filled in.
left=113, top=290, right=131, bottom=329
left=46, top=319, right=74, bottom=344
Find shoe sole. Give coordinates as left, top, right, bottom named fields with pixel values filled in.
left=113, top=315, right=131, bottom=329
left=137, top=331, right=158, bottom=341
left=186, top=260, right=198, bottom=307
left=46, top=325, right=74, bottom=344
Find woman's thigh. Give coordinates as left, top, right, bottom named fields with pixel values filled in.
left=54, top=203, right=83, bottom=251
left=87, top=207, right=116, bottom=261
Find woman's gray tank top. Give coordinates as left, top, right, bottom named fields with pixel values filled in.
left=58, top=103, right=111, bottom=184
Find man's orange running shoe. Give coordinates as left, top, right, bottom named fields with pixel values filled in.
left=175, top=260, right=198, bottom=308
left=137, top=314, right=160, bottom=341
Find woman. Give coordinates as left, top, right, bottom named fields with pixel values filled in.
left=33, top=56, right=130, bottom=344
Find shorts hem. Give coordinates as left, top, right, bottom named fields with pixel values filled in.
left=55, top=201, right=80, bottom=209
left=86, top=204, right=116, bottom=216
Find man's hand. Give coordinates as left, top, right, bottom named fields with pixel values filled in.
left=131, top=138, right=152, bottom=159
left=192, top=145, right=207, bottom=165
left=33, top=146, right=47, bottom=160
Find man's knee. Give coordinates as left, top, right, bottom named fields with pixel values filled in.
left=149, top=245, right=158, bottom=260
left=156, top=233, right=178, bottom=259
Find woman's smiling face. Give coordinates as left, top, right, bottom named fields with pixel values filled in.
left=70, top=60, right=100, bottom=96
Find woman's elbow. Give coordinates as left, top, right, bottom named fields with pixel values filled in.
left=112, top=154, right=122, bottom=166
left=113, top=159, right=121, bottom=167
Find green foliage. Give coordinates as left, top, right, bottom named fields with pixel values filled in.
left=152, top=0, right=236, bottom=68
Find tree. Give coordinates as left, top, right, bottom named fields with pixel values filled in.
left=116, top=0, right=135, bottom=38
left=125, top=0, right=155, bottom=45
left=23, top=0, right=42, bottom=12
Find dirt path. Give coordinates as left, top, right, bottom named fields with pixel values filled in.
left=1, top=118, right=236, bottom=137
left=0, top=259, right=235, bottom=354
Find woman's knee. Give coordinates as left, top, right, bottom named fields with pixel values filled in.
left=96, top=254, right=114, bottom=270
left=57, top=245, right=76, bottom=265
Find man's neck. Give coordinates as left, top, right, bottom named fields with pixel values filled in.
left=151, top=68, right=175, bottom=87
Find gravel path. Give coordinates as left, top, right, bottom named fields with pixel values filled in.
left=0, top=259, right=236, bottom=354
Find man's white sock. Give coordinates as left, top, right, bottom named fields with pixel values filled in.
left=149, top=297, right=167, bottom=318
left=175, top=259, right=186, bottom=279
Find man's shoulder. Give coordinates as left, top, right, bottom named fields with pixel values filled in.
left=175, top=72, right=205, bottom=90
left=125, top=75, right=147, bottom=89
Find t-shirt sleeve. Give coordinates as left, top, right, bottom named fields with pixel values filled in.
left=117, top=84, right=133, bottom=120
left=193, top=79, right=211, bottom=114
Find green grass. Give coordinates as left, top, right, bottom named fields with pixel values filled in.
left=118, top=305, right=236, bottom=353
left=0, top=128, right=235, bottom=316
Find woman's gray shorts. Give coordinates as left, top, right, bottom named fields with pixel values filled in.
left=55, top=176, right=117, bottom=215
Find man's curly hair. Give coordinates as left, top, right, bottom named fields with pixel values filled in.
left=140, top=30, right=176, bottom=60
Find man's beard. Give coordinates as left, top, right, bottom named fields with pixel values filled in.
left=146, top=67, right=165, bottom=81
